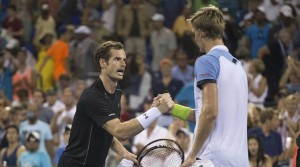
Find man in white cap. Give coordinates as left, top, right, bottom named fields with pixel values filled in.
left=69, top=25, right=98, bottom=83
left=150, top=13, right=177, bottom=73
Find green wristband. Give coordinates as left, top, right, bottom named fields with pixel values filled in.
left=171, top=104, right=191, bottom=120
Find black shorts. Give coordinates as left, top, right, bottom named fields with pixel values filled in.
left=58, top=155, right=83, bottom=167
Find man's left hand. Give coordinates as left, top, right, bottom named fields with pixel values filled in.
left=122, top=151, right=138, bottom=164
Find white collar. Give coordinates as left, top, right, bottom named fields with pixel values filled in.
left=208, top=45, right=229, bottom=53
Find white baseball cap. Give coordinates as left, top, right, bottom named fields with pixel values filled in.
left=74, top=25, right=91, bottom=35
left=152, top=13, right=165, bottom=22
left=280, top=5, right=293, bottom=17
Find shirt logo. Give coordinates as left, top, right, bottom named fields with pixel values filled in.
left=108, top=113, right=115, bottom=117
left=143, top=113, right=149, bottom=119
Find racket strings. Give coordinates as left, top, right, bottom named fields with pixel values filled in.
left=137, top=139, right=184, bottom=167
left=140, top=146, right=183, bottom=167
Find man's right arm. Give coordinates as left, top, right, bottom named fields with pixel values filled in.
left=103, top=94, right=174, bottom=141
left=103, top=118, right=143, bottom=141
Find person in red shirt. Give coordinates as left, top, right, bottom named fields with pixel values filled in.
left=2, top=5, right=24, bottom=44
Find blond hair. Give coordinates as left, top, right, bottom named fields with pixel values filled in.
left=187, top=5, right=225, bottom=39
left=251, top=59, right=265, bottom=73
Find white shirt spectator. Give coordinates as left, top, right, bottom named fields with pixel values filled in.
left=43, top=100, right=66, bottom=114
left=248, top=74, right=268, bottom=107
left=262, top=0, right=283, bottom=22
left=132, top=125, right=169, bottom=153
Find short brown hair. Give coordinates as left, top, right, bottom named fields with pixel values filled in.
left=187, top=5, right=225, bottom=39
left=94, top=41, right=124, bottom=72
left=260, top=110, right=274, bottom=124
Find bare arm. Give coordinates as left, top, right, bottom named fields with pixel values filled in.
left=16, top=145, right=26, bottom=166
left=45, top=140, right=54, bottom=161
left=187, top=83, right=218, bottom=158
left=187, top=109, right=196, bottom=123
left=103, top=118, right=144, bottom=141
left=257, top=46, right=270, bottom=59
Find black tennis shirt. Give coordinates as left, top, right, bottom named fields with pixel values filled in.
left=60, top=78, right=121, bottom=167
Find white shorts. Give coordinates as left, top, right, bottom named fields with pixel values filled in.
left=190, top=159, right=214, bottom=167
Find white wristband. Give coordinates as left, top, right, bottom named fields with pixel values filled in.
left=136, top=107, right=161, bottom=129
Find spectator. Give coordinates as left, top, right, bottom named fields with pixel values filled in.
left=248, top=135, right=273, bottom=167
left=248, top=109, right=283, bottom=165
left=34, top=33, right=55, bottom=92
left=43, top=89, right=65, bottom=114
left=132, top=99, right=169, bottom=154
left=160, top=0, right=187, bottom=28
left=0, top=50, right=16, bottom=101
left=152, top=58, right=184, bottom=127
left=174, top=82, right=195, bottom=131
left=53, top=124, right=71, bottom=166
left=258, top=28, right=292, bottom=102
left=126, top=53, right=152, bottom=113
left=69, top=25, right=98, bottom=81
left=248, top=59, right=268, bottom=108
left=190, top=0, right=218, bottom=12
left=10, top=105, right=26, bottom=126
left=32, top=89, right=54, bottom=124
left=74, top=80, right=87, bottom=100
left=0, top=125, right=26, bottom=166
left=261, top=0, right=282, bottom=22
left=172, top=4, right=193, bottom=38
left=101, top=0, right=122, bottom=33
left=18, top=131, right=52, bottom=167
left=34, top=3, right=56, bottom=44
left=171, top=50, right=194, bottom=85
left=279, top=53, right=300, bottom=93
left=176, top=127, right=192, bottom=158
left=150, top=13, right=177, bottom=72
left=2, top=5, right=24, bottom=44
left=50, top=87, right=76, bottom=146
left=12, top=48, right=36, bottom=101
left=38, top=26, right=72, bottom=84
left=168, top=117, right=188, bottom=140
left=246, top=6, right=271, bottom=58
left=278, top=95, right=299, bottom=149
left=0, top=106, right=14, bottom=150
left=19, top=103, right=54, bottom=161
left=117, top=0, right=150, bottom=58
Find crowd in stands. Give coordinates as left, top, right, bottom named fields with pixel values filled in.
left=0, top=0, right=300, bottom=166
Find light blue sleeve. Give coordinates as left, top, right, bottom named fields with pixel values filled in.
left=194, top=55, right=220, bottom=89
left=41, top=152, right=52, bottom=167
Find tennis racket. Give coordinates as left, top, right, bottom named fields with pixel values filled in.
left=135, top=139, right=185, bottom=167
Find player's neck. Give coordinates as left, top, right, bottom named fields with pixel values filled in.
left=99, top=74, right=117, bottom=94
left=204, top=39, right=224, bottom=53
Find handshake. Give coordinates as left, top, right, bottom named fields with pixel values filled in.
left=151, top=93, right=175, bottom=114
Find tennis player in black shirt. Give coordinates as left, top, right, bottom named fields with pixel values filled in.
left=58, top=41, right=174, bottom=167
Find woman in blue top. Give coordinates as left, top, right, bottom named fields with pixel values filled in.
left=0, top=125, right=26, bottom=166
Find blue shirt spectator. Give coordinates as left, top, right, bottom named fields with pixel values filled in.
left=18, top=151, right=52, bottom=167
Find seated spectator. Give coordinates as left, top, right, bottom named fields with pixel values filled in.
left=53, top=124, right=71, bottom=166
left=19, top=103, right=53, bottom=161
left=176, top=128, right=192, bottom=158
left=0, top=125, right=25, bottom=166
left=279, top=54, right=300, bottom=93
left=152, top=58, right=184, bottom=127
left=18, top=131, right=52, bottom=167
left=171, top=50, right=194, bottom=85
left=248, top=135, right=272, bottom=167
left=32, top=89, right=54, bottom=124
left=248, top=110, right=283, bottom=161
left=248, top=59, right=268, bottom=108
left=43, top=89, right=65, bottom=114
left=132, top=99, right=170, bottom=154
left=168, top=117, right=189, bottom=140
left=12, top=48, right=35, bottom=101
